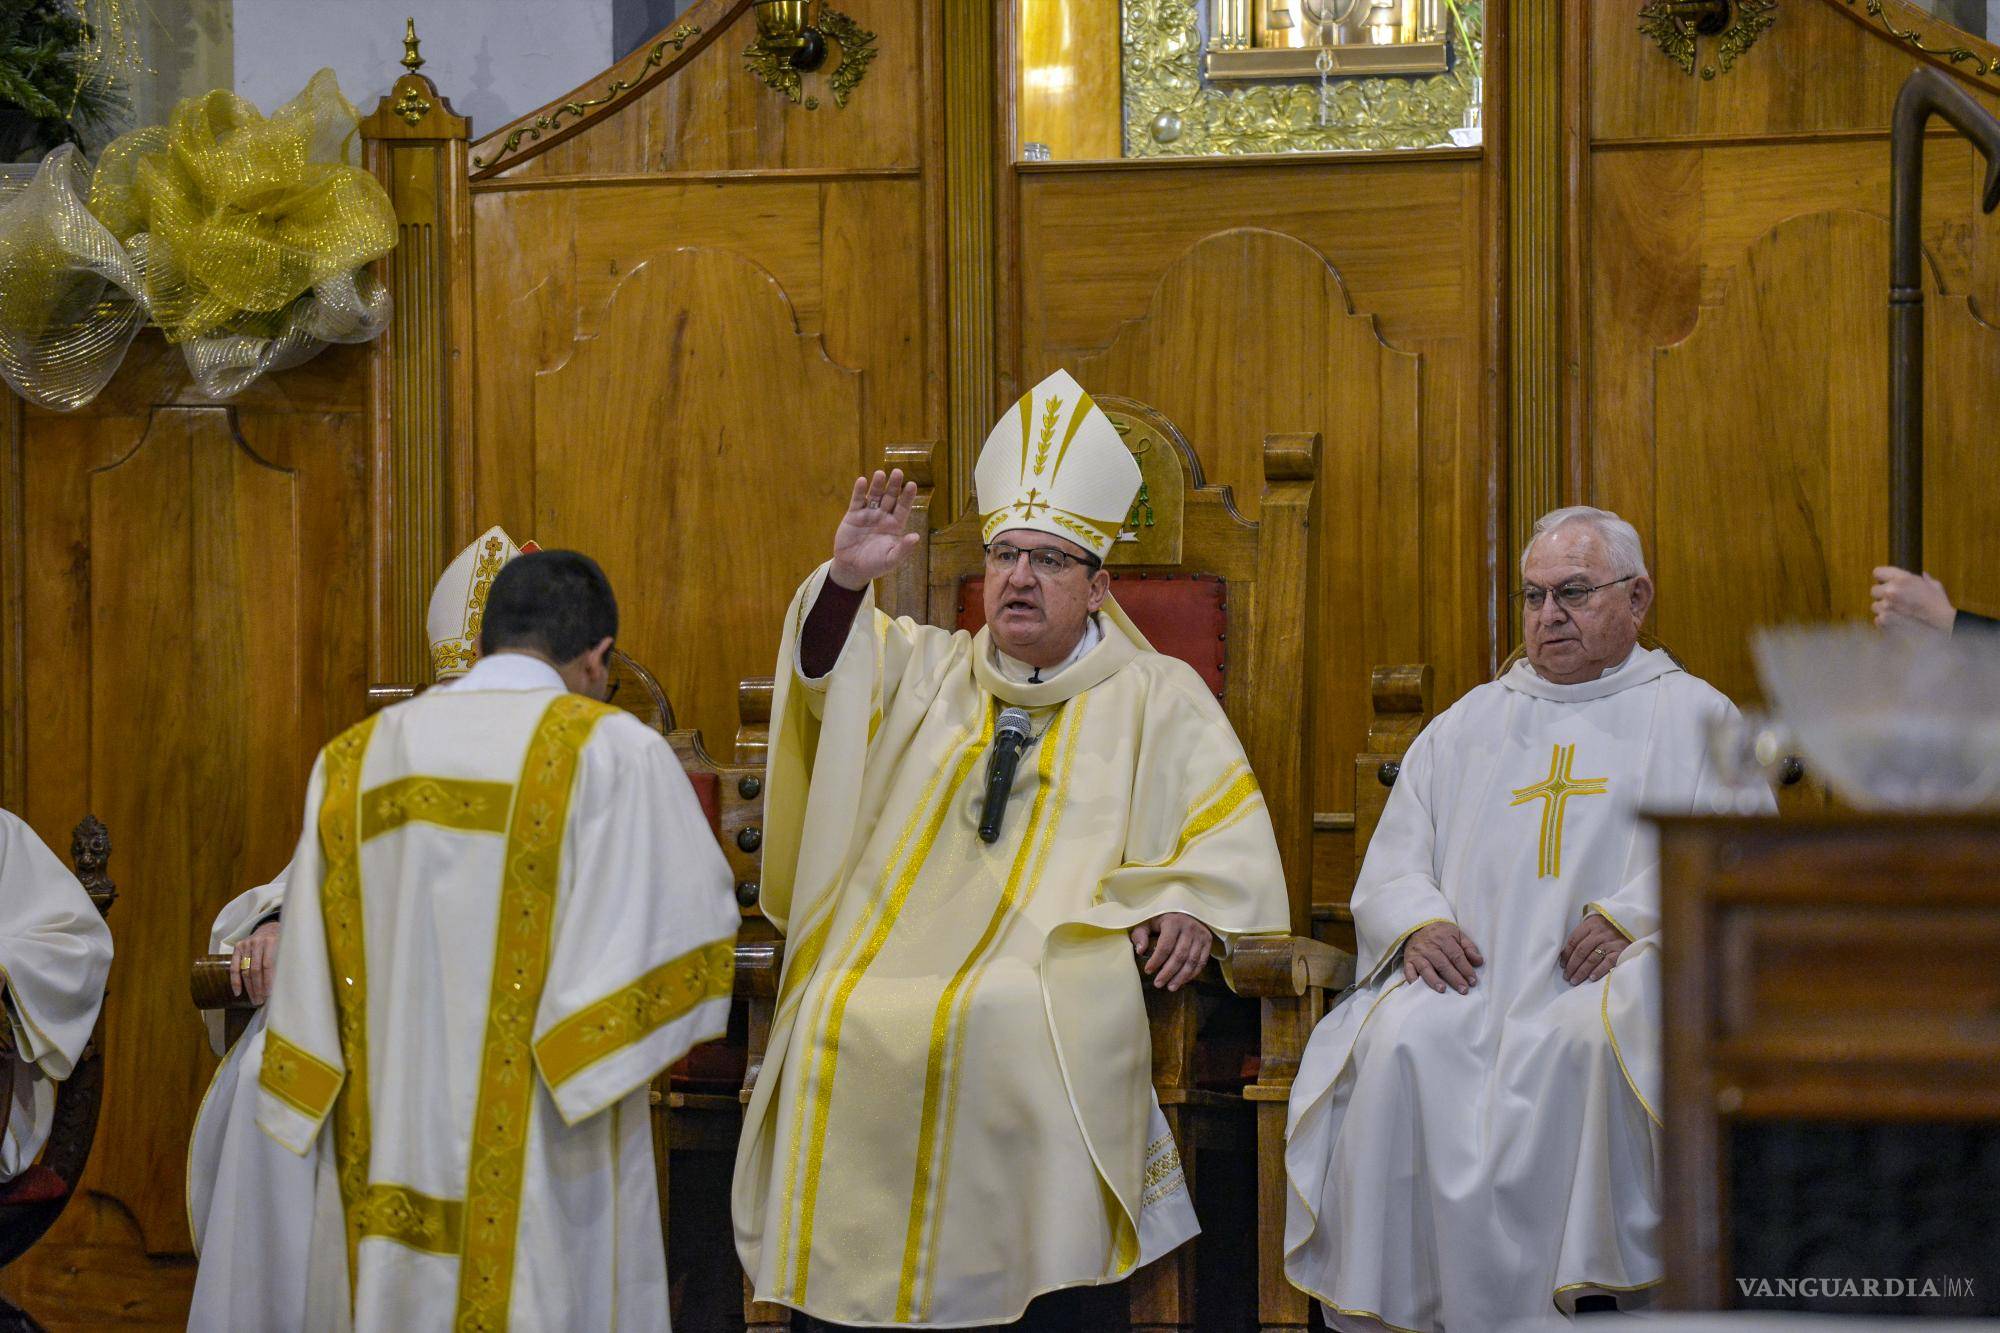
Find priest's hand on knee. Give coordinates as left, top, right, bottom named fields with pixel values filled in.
left=1130, top=912, right=1212, bottom=992
left=1403, top=922, right=1483, bottom=994
left=830, top=469, right=922, bottom=591
left=1558, top=913, right=1627, bottom=986
left=231, top=919, right=282, bottom=1006
left=1870, top=566, right=1956, bottom=634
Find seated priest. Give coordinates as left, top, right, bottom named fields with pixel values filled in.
left=1283, top=506, right=1775, bottom=1330
left=1869, top=565, right=1997, bottom=634
left=256, top=549, right=740, bottom=1331
left=0, top=809, right=113, bottom=1181
left=187, top=526, right=534, bottom=1330
left=731, top=369, right=1290, bottom=1329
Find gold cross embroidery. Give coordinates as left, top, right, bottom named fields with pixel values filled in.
left=1508, top=743, right=1609, bottom=879
left=1013, top=488, right=1050, bottom=518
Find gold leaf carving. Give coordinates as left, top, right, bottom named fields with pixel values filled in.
left=471, top=23, right=701, bottom=170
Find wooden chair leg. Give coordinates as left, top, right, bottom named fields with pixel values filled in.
left=1127, top=1104, right=1196, bottom=1332
left=1255, top=1098, right=1311, bottom=1332
left=745, top=1274, right=790, bottom=1329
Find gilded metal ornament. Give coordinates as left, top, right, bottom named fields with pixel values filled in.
left=1840, top=0, right=2000, bottom=79
left=822, top=11, right=877, bottom=108
left=743, top=6, right=876, bottom=109
left=1122, top=0, right=1478, bottom=156
left=1637, top=0, right=1776, bottom=79
left=470, top=23, right=700, bottom=169
left=401, top=17, right=425, bottom=73
left=393, top=84, right=432, bottom=126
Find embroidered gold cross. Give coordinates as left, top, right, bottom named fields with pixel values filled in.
left=1014, top=488, right=1050, bottom=518
left=1508, top=743, right=1609, bottom=879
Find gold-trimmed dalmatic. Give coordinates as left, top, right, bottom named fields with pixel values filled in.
left=255, top=656, right=739, bottom=1331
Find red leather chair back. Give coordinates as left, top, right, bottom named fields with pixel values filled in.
left=956, top=573, right=1227, bottom=701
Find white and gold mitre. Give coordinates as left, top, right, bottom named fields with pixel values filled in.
left=975, top=368, right=1140, bottom=560
left=426, top=525, right=538, bottom=680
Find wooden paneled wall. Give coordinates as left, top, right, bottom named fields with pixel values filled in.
left=1576, top=0, right=2000, bottom=705
left=1006, top=154, right=1499, bottom=911
left=0, top=339, right=372, bottom=1325
left=468, top=0, right=942, bottom=751
left=2, top=2, right=943, bottom=1324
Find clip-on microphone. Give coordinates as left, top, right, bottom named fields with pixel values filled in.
left=978, top=706, right=1035, bottom=844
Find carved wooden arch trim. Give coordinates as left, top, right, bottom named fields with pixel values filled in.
left=468, top=0, right=752, bottom=180
left=537, top=242, right=866, bottom=383
left=1644, top=207, right=1996, bottom=700
left=1820, top=0, right=2000, bottom=91
left=528, top=245, right=864, bottom=751
left=1654, top=206, right=1952, bottom=360
left=1082, top=225, right=1423, bottom=368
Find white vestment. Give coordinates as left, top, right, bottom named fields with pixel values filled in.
left=734, top=571, right=1289, bottom=1328
left=256, top=654, right=740, bottom=1332
left=1284, top=648, right=1773, bottom=1331
left=0, top=809, right=113, bottom=1181
left=187, top=865, right=313, bottom=1331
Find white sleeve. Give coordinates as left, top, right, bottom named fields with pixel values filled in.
left=532, top=721, right=741, bottom=1126
left=255, top=756, right=345, bottom=1155
left=0, top=811, right=112, bottom=1078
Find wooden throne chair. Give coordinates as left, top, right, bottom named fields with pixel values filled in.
left=0, top=817, right=118, bottom=1332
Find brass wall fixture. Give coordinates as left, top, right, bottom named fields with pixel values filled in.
left=745, top=0, right=877, bottom=108
left=1638, top=0, right=1776, bottom=78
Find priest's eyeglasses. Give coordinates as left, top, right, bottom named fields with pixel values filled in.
left=984, top=542, right=1102, bottom=577
left=1516, top=575, right=1638, bottom=611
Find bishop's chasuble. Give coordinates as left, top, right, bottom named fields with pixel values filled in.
left=256, top=653, right=740, bottom=1332
left=0, top=809, right=112, bottom=1181
left=1284, top=647, right=1773, bottom=1331
left=732, top=568, right=1290, bottom=1328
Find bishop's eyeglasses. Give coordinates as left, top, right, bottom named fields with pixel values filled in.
left=1515, top=575, right=1638, bottom=611
left=984, top=542, right=1102, bottom=578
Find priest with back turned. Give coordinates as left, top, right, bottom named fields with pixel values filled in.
left=731, top=369, right=1291, bottom=1328
left=255, top=548, right=740, bottom=1331
left=187, top=526, right=538, bottom=1330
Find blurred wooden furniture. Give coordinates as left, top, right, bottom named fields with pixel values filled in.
left=1655, top=813, right=2000, bottom=1315
left=0, top=818, right=117, bottom=1329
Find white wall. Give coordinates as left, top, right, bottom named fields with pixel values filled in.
left=232, top=0, right=616, bottom=140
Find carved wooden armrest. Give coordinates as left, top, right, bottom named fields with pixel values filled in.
left=736, top=937, right=785, bottom=1102
left=1227, top=932, right=1355, bottom=999
left=191, top=954, right=260, bottom=1013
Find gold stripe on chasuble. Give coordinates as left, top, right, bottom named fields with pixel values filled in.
left=455, top=694, right=614, bottom=1332
left=259, top=1030, right=343, bottom=1121
left=898, top=697, right=1086, bottom=1320
left=361, top=776, right=515, bottom=841
left=782, top=706, right=993, bottom=1304
left=356, top=1183, right=464, bottom=1255
left=1143, top=763, right=1263, bottom=872
left=535, top=938, right=737, bottom=1088
left=772, top=910, right=833, bottom=1027
left=311, top=714, right=380, bottom=1297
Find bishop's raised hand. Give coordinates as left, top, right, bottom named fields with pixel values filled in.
left=830, top=469, right=922, bottom=591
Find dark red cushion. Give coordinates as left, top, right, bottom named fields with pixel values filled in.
left=686, top=770, right=720, bottom=836
left=956, top=574, right=1227, bottom=700
left=0, top=1164, right=69, bottom=1207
